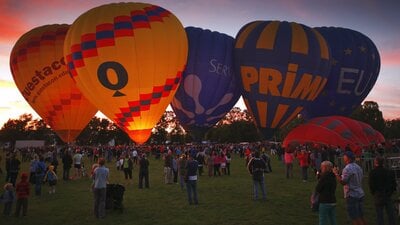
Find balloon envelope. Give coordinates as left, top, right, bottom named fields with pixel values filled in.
left=10, top=24, right=98, bottom=143
left=64, top=3, right=188, bottom=144
left=304, top=27, right=380, bottom=118
left=171, top=27, right=241, bottom=140
left=234, top=21, right=331, bottom=138
left=283, top=116, right=385, bottom=154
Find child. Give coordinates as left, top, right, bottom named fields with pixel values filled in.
left=15, top=172, right=30, bottom=217
left=2, top=183, right=15, bottom=216
left=43, top=166, right=58, bottom=194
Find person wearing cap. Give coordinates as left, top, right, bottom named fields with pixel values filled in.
left=333, top=150, right=366, bottom=225
left=368, top=156, right=397, bottom=225
left=15, top=172, right=30, bottom=217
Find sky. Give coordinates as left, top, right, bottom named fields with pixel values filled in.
left=0, top=0, right=399, bottom=126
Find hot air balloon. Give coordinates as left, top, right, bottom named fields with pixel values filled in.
left=283, top=116, right=385, bottom=155
left=64, top=3, right=188, bottom=144
left=171, top=27, right=241, bottom=141
left=234, top=21, right=331, bottom=138
left=304, top=27, right=380, bottom=118
left=10, top=24, right=98, bottom=143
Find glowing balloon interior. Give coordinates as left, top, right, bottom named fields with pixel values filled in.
left=10, top=24, right=98, bottom=143
left=64, top=2, right=188, bottom=144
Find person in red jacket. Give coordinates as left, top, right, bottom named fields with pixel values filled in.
left=297, top=148, right=310, bottom=182
left=15, top=172, right=30, bottom=217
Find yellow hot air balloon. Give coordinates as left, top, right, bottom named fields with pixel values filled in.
left=10, top=24, right=98, bottom=143
left=64, top=3, right=188, bottom=144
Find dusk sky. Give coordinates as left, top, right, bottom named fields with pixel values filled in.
left=0, top=0, right=399, bottom=126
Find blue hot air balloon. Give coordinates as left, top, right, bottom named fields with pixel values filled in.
left=234, top=21, right=331, bottom=138
left=304, top=27, right=381, bottom=118
left=171, top=27, right=241, bottom=140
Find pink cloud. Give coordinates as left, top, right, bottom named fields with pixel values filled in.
left=0, top=2, right=29, bottom=43
left=380, top=49, right=400, bottom=66
left=366, top=82, right=400, bottom=119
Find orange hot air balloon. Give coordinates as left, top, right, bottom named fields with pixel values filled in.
left=64, top=3, right=188, bottom=144
left=10, top=24, right=98, bottom=143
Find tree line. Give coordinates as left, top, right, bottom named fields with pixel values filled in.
left=0, top=101, right=398, bottom=147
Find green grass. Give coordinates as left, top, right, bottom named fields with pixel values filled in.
left=1, top=152, right=398, bottom=225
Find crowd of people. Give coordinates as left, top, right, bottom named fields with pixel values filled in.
left=0, top=140, right=399, bottom=224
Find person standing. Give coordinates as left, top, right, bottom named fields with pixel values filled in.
left=247, top=151, right=267, bottom=200
left=297, top=149, right=310, bottom=182
left=315, top=161, right=337, bottom=225
left=207, top=153, right=214, bottom=177
left=186, top=154, right=199, bottom=205
left=2, top=183, right=15, bottom=216
left=333, top=151, right=366, bottom=225
left=178, top=154, right=187, bottom=190
left=34, top=156, right=46, bottom=196
left=15, top=173, right=30, bottom=217
left=43, top=165, right=58, bottom=194
left=92, top=158, right=109, bottom=219
left=138, top=154, right=149, bottom=189
left=284, top=150, right=295, bottom=179
left=122, top=155, right=133, bottom=184
left=369, top=156, right=397, bottom=225
left=226, top=152, right=232, bottom=175
left=62, top=150, right=73, bottom=181
left=9, top=154, right=21, bottom=187
left=132, top=149, right=138, bottom=165
left=73, top=150, right=83, bottom=179
left=164, top=150, right=173, bottom=184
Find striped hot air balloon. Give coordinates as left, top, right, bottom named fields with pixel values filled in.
left=64, top=2, right=188, bottom=144
left=10, top=24, right=98, bottom=143
left=234, top=21, right=331, bottom=138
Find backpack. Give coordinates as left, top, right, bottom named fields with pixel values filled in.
left=250, top=158, right=266, bottom=180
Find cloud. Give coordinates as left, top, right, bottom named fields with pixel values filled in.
left=0, top=1, right=29, bottom=43
left=366, top=81, right=400, bottom=119
left=0, top=79, right=16, bottom=88
left=380, top=48, right=400, bottom=66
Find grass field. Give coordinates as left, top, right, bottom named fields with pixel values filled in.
left=1, top=151, right=399, bottom=225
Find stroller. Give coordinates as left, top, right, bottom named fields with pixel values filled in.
left=106, top=184, right=125, bottom=212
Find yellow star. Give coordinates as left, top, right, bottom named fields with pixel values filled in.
left=359, top=46, right=367, bottom=53
left=344, top=48, right=352, bottom=55
left=340, top=106, right=346, bottom=112
left=329, top=101, right=336, bottom=107
left=331, top=58, right=338, bottom=66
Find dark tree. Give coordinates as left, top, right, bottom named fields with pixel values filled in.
left=351, top=101, right=385, bottom=133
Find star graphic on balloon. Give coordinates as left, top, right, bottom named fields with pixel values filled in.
left=359, top=46, right=367, bottom=53
left=331, top=58, right=338, bottom=66
left=344, top=48, right=352, bottom=55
